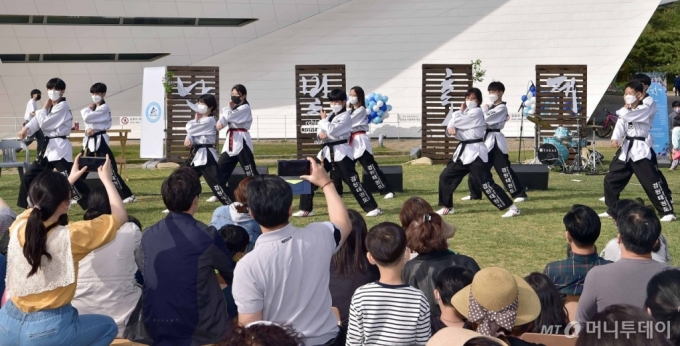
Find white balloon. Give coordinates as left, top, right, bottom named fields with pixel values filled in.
left=525, top=101, right=532, bottom=107
left=377, top=100, right=384, bottom=107
left=373, top=105, right=380, bottom=112
left=530, top=98, right=536, bottom=105
left=382, top=112, right=390, bottom=120
left=528, top=109, right=536, bottom=115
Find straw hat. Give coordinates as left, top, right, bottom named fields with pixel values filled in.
left=451, top=267, right=541, bottom=328
left=427, top=328, right=505, bottom=346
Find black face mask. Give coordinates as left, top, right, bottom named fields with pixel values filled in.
left=35, top=95, right=41, bottom=101
left=231, top=96, right=241, bottom=104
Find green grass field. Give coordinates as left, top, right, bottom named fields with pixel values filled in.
left=1, top=142, right=678, bottom=276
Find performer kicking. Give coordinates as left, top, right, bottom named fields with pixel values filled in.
left=16, top=77, right=90, bottom=209
left=81, top=82, right=136, bottom=203
left=331, top=86, right=395, bottom=199
left=436, top=87, right=520, bottom=218
left=293, top=89, right=382, bottom=217
left=213, top=84, right=258, bottom=203
left=462, top=81, right=527, bottom=203
left=601, top=81, right=675, bottom=222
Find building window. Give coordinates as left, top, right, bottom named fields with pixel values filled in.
left=0, top=15, right=256, bottom=27
left=0, top=53, right=168, bottom=63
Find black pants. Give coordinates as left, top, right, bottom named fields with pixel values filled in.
left=332, top=151, right=393, bottom=196
left=651, top=148, right=672, bottom=200
left=191, top=152, right=232, bottom=205
left=217, top=142, right=258, bottom=202
left=22, top=129, right=45, bottom=155
left=17, top=158, right=90, bottom=210
left=84, top=140, right=133, bottom=200
left=604, top=157, right=674, bottom=216
left=438, top=157, right=513, bottom=211
left=300, top=157, right=378, bottom=213
left=468, top=145, right=527, bottom=199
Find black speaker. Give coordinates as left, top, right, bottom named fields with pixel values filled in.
left=362, top=165, right=403, bottom=193
left=228, top=166, right=269, bottom=188
left=510, top=164, right=549, bottom=190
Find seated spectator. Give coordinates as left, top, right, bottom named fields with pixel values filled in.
left=346, top=222, right=431, bottom=346
left=211, top=177, right=262, bottom=251
left=577, top=204, right=668, bottom=322
left=72, top=186, right=143, bottom=338
left=400, top=197, right=455, bottom=260
left=219, top=224, right=250, bottom=319
left=142, top=167, right=236, bottom=345
left=402, top=212, right=480, bottom=317
left=544, top=205, right=610, bottom=296
left=329, top=209, right=379, bottom=333
left=524, top=273, right=569, bottom=334
left=575, top=305, right=673, bottom=346
left=232, top=158, right=352, bottom=346
left=451, top=267, right=541, bottom=345
left=427, top=328, right=504, bottom=346
left=220, top=321, right=304, bottom=346
left=0, top=197, right=17, bottom=256
left=0, top=155, right=125, bottom=345
left=431, top=266, right=474, bottom=334
left=646, top=268, right=680, bottom=345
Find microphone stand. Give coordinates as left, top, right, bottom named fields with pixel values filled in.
left=516, top=81, right=534, bottom=164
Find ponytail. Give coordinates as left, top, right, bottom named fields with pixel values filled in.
left=406, top=212, right=448, bottom=254
left=24, top=208, right=55, bottom=277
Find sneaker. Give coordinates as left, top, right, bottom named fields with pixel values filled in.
left=70, top=199, right=78, bottom=205
left=292, top=210, right=314, bottom=217
left=461, top=196, right=472, bottom=201
left=513, top=197, right=526, bottom=203
left=502, top=205, right=520, bottom=218
left=162, top=209, right=169, bottom=214
left=123, top=195, right=137, bottom=204
left=384, top=193, right=394, bottom=200
left=598, top=212, right=611, bottom=218
left=206, top=196, right=219, bottom=203
left=436, top=207, right=454, bottom=215
left=599, top=197, right=605, bottom=202
left=366, top=208, right=383, bottom=217
left=660, top=214, right=676, bottom=222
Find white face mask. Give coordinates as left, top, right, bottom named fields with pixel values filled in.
left=349, top=96, right=358, bottom=105
left=624, top=94, right=638, bottom=105
left=197, top=104, right=209, bottom=114
left=91, top=95, right=102, bottom=103
left=48, top=89, right=61, bottom=102
left=488, top=94, right=499, bottom=103
left=330, top=104, right=344, bottom=113
left=466, top=101, right=478, bottom=109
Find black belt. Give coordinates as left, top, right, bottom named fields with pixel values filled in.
left=188, top=144, right=215, bottom=165
left=623, top=136, right=646, bottom=159
left=38, top=136, right=67, bottom=160
left=83, top=130, right=107, bottom=156
left=484, top=129, right=501, bottom=140
left=456, top=138, right=484, bottom=158
left=322, top=139, right=349, bottom=166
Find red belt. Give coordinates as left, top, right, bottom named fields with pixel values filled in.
left=350, top=131, right=366, bottom=145
left=227, top=128, right=248, bottom=151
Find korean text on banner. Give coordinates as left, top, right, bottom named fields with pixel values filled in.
left=140, top=66, right=166, bottom=159
left=646, top=72, right=670, bottom=158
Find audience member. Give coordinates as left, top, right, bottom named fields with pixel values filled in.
left=0, top=197, right=17, bottom=256
left=211, top=176, right=262, bottom=251
left=329, top=209, right=379, bottom=332
left=219, top=224, right=250, bottom=319
left=220, top=321, right=305, bottom=346
left=431, top=266, right=474, bottom=334
left=646, top=268, right=680, bottom=345
left=402, top=212, right=480, bottom=316
left=71, top=186, right=143, bottom=337
left=670, top=106, right=680, bottom=170
left=543, top=205, right=610, bottom=296
left=0, top=155, right=125, bottom=345
left=427, top=328, right=504, bottom=346
left=0, top=253, right=5, bottom=305
left=232, top=158, right=352, bottom=346
left=400, top=197, right=456, bottom=249
left=575, top=305, right=673, bottom=346
left=523, top=273, right=569, bottom=334
left=142, top=167, right=236, bottom=345
left=577, top=204, right=668, bottom=322
left=346, top=222, right=431, bottom=346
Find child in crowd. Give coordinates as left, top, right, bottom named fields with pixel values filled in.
left=431, top=266, right=473, bottom=334
left=346, top=222, right=431, bottom=346
left=211, top=177, right=262, bottom=251
left=219, top=224, right=250, bottom=319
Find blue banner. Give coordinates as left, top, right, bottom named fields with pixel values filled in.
left=646, top=72, right=669, bottom=158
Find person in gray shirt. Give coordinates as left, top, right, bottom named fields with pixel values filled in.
left=577, top=204, right=668, bottom=323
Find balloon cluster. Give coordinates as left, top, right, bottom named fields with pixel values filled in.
left=521, top=85, right=537, bottom=116
left=365, top=92, right=393, bottom=124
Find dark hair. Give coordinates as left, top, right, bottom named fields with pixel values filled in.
left=625, top=80, right=644, bottom=94
left=633, top=73, right=652, bottom=87
left=328, top=89, right=347, bottom=102
left=435, top=266, right=474, bottom=308
left=618, top=204, right=661, bottom=255
left=90, top=82, right=107, bottom=94
left=576, top=305, right=673, bottom=346
left=83, top=186, right=112, bottom=220
left=610, top=198, right=644, bottom=224
left=673, top=116, right=680, bottom=128
left=161, top=167, right=202, bottom=213
left=219, top=225, right=249, bottom=255
left=247, top=176, right=293, bottom=228
left=464, top=337, right=502, bottom=346
left=646, top=269, right=680, bottom=345
left=406, top=212, right=447, bottom=254
left=128, top=215, right=142, bottom=230
left=332, top=210, right=371, bottom=279
left=673, top=101, right=680, bottom=108
left=350, top=86, right=366, bottom=108
left=198, top=94, right=218, bottom=116
left=524, top=273, right=569, bottom=334
left=232, top=84, right=247, bottom=97
left=220, top=323, right=304, bottom=346
left=563, top=204, right=601, bottom=247
left=487, top=82, right=505, bottom=93
left=24, top=172, right=71, bottom=277
left=30, top=89, right=41, bottom=97
left=234, top=177, right=253, bottom=214
left=46, top=77, right=66, bottom=90
left=465, top=88, right=483, bottom=105
left=366, top=222, right=406, bottom=266
left=399, top=197, right=435, bottom=228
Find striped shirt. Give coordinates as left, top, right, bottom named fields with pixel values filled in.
left=346, top=282, right=431, bottom=346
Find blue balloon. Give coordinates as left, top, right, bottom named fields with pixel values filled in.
left=387, top=105, right=393, bottom=111
left=377, top=110, right=384, bottom=116
left=531, top=90, right=536, bottom=97
left=529, top=85, right=536, bottom=93
left=365, top=98, right=370, bottom=105
left=372, top=117, right=382, bottom=124
left=369, top=101, right=377, bottom=108
left=382, top=95, right=389, bottom=102
left=380, top=104, right=387, bottom=111
left=370, top=111, right=378, bottom=117
left=375, top=93, right=382, bottom=100
left=521, top=95, right=528, bottom=102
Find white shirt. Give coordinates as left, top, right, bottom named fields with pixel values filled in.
left=446, top=107, right=488, bottom=164
left=218, top=104, right=253, bottom=156
left=348, top=106, right=372, bottom=159
left=25, top=99, right=74, bottom=162
left=24, top=99, right=37, bottom=121
left=186, top=116, right=219, bottom=167
left=482, top=102, right=509, bottom=154
left=81, top=102, right=112, bottom=152
left=611, top=103, right=653, bottom=162
left=317, top=109, right=354, bottom=162
left=613, top=96, right=657, bottom=149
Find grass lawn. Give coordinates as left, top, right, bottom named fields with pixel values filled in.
left=1, top=142, right=678, bottom=277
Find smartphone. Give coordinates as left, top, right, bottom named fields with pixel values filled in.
left=79, top=157, right=106, bottom=172
left=278, top=160, right=311, bottom=177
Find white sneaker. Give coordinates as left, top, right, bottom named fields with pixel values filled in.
left=660, top=214, right=676, bottom=222
left=384, top=193, right=394, bottom=200
left=502, top=205, right=520, bottom=218
left=366, top=208, right=383, bottom=217
left=292, top=210, right=314, bottom=217
left=70, top=199, right=78, bottom=205
left=436, top=207, right=454, bottom=215
left=162, top=209, right=169, bottom=214
left=123, top=195, right=137, bottom=204
left=513, top=197, right=526, bottom=203
left=206, top=196, right=219, bottom=203
left=461, top=196, right=472, bottom=201
left=598, top=212, right=611, bottom=218
left=599, top=197, right=605, bottom=202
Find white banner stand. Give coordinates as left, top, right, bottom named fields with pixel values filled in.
left=140, top=66, right=167, bottom=167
